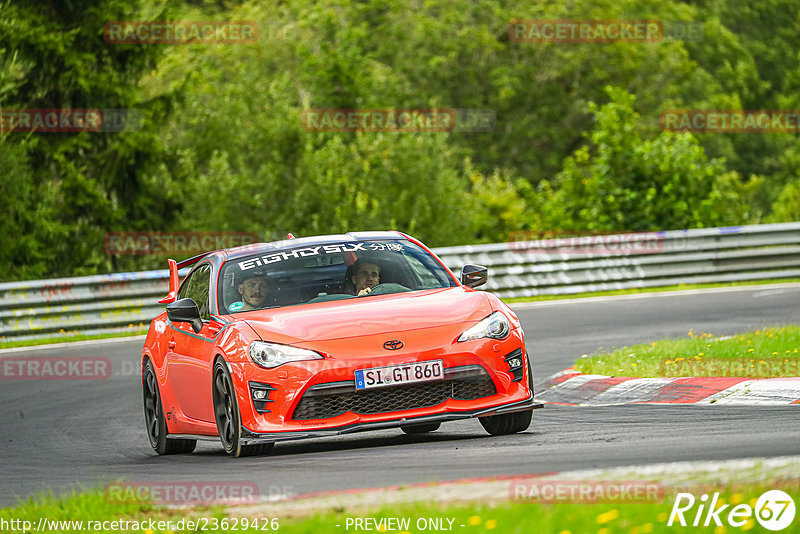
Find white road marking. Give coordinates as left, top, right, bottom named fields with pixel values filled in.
left=0, top=335, right=146, bottom=354
left=509, top=282, right=800, bottom=309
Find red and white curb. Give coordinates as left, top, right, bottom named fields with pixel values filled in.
left=536, top=368, right=800, bottom=406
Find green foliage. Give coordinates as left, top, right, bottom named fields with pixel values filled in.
left=0, top=0, right=184, bottom=280
left=540, top=87, right=758, bottom=231
left=3, top=0, right=800, bottom=279
left=769, top=177, right=800, bottom=222
left=466, top=164, right=529, bottom=244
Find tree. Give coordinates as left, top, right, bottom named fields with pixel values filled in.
left=0, top=0, right=183, bottom=279
left=541, top=86, right=758, bottom=231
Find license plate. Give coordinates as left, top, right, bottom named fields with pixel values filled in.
left=355, top=360, right=444, bottom=390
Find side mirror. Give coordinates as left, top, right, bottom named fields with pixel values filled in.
left=167, top=298, right=203, bottom=333
left=461, top=264, right=488, bottom=288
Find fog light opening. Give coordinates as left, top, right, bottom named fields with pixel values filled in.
left=503, top=348, right=525, bottom=382
left=249, top=381, right=277, bottom=413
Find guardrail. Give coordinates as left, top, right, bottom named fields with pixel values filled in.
left=1, top=222, right=799, bottom=342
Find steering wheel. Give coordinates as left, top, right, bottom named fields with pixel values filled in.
left=361, top=283, right=411, bottom=296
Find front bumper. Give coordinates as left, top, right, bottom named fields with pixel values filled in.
left=239, top=394, right=543, bottom=445
left=231, top=330, right=536, bottom=435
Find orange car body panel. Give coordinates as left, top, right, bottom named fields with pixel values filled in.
left=142, top=233, right=535, bottom=442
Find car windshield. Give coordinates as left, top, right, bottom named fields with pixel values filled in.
left=218, top=239, right=457, bottom=313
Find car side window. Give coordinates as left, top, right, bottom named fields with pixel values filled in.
left=178, top=264, right=212, bottom=320
left=405, top=255, right=441, bottom=288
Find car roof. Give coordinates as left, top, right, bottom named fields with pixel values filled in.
left=187, top=231, right=409, bottom=266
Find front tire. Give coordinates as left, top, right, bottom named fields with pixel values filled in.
left=142, top=360, right=196, bottom=455
left=401, top=422, right=441, bottom=434
left=479, top=408, right=532, bottom=435
left=479, top=358, right=534, bottom=436
left=212, top=359, right=274, bottom=458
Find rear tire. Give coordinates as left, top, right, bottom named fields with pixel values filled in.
left=400, top=422, right=441, bottom=434
left=479, top=357, right=534, bottom=436
left=142, top=360, right=196, bottom=455
left=212, top=359, right=274, bottom=458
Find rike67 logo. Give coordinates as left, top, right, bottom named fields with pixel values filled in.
left=669, top=490, right=795, bottom=531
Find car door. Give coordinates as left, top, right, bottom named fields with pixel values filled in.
left=165, top=263, right=220, bottom=424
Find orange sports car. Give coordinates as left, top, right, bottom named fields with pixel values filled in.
left=141, top=232, right=542, bottom=457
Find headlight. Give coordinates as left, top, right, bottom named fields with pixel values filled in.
left=457, top=311, right=511, bottom=342
left=249, top=341, right=324, bottom=368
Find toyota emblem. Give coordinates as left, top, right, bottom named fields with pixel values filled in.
left=383, top=340, right=404, bottom=350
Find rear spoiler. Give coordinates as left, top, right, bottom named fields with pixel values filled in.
left=158, top=259, right=180, bottom=304
left=158, top=251, right=215, bottom=304
left=177, top=251, right=213, bottom=269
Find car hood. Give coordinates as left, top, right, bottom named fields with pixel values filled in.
left=240, top=287, right=493, bottom=352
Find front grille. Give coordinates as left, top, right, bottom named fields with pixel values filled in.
left=292, top=365, right=497, bottom=420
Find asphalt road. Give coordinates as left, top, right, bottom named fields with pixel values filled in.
left=1, top=284, right=799, bottom=507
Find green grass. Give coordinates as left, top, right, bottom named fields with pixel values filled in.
left=2, top=481, right=798, bottom=533
left=502, top=278, right=800, bottom=304
left=276, top=483, right=800, bottom=534
left=575, top=326, right=800, bottom=378
left=0, top=329, right=148, bottom=350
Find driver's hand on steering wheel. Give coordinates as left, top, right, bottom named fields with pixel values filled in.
left=357, top=287, right=373, bottom=296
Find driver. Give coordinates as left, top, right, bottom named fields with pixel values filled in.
left=349, top=259, right=381, bottom=296
left=236, top=273, right=270, bottom=311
